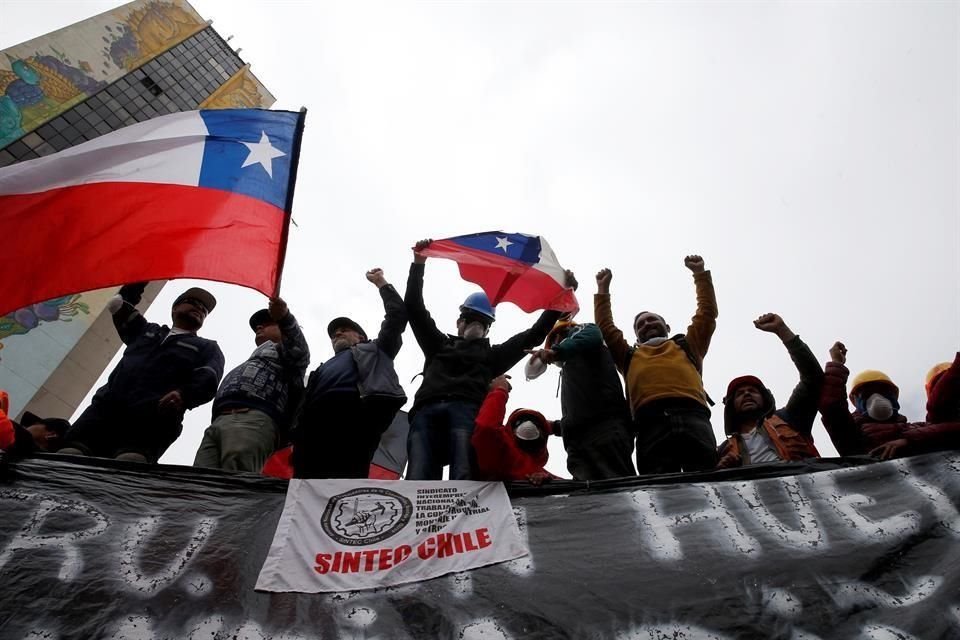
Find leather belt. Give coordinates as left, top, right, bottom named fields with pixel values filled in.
left=218, top=407, right=251, bottom=415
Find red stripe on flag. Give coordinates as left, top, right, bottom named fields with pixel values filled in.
left=0, top=182, right=285, bottom=315
left=423, top=239, right=578, bottom=313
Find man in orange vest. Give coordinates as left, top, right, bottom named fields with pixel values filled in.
left=717, top=314, right=823, bottom=468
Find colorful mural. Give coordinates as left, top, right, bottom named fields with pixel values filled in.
left=0, top=53, right=107, bottom=147
left=0, top=295, right=90, bottom=360
left=103, top=0, right=205, bottom=71
left=0, top=287, right=115, bottom=419
left=201, top=66, right=273, bottom=109
left=0, top=0, right=204, bottom=147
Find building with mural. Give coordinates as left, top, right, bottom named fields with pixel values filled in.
left=0, top=0, right=275, bottom=420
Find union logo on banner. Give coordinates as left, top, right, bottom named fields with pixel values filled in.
left=321, top=488, right=414, bottom=546
left=256, top=480, right=527, bottom=593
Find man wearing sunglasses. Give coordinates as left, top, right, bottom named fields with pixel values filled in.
left=60, top=283, right=225, bottom=463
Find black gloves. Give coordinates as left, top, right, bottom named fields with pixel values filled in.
left=118, top=282, right=148, bottom=306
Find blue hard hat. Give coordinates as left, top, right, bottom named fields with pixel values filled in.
left=459, top=291, right=496, bottom=322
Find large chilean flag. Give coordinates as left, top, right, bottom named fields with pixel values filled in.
left=0, top=108, right=305, bottom=316
left=422, top=232, right=579, bottom=313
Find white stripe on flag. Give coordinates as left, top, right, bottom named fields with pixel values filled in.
left=533, top=236, right=568, bottom=286
left=0, top=111, right=209, bottom=196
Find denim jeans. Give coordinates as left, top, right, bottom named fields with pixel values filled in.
left=406, top=400, right=480, bottom=480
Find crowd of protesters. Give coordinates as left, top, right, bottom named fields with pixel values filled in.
left=2, top=241, right=959, bottom=485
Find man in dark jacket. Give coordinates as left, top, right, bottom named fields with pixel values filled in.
left=194, top=297, right=310, bottom=472
left=293, top=268, right=407, bottom=479
left=526, top=320, right=636, bottom=480
left=717, top=314, right=823, bottom=468
left=60, top=283, right=225, bottom=463
left=820, top=343, right=960, bottom=460
left=404, top=239, right=573, bottom=480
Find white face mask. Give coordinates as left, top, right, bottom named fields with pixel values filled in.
left=866, top=393, right=894, bottom=421
left=524, top=355, right=548, bottom=380
left=462, top=322, right=487, bottom=341
left=514, top=420, right=541, bottom=441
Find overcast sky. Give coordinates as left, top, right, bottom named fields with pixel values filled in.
left=2, top=1, right=958, bottom=476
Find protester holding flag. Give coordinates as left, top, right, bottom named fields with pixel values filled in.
left=292, top=268, right=407, bottom=479
left=594, top=256, right=719, bottom=474
left=819, top=344, right=960, bottom=460
left=404, top=238, right=576, bottom=480
left=716, top=314, right=823, bottom=468
left=194, top=297, right=310, bottom=473
left=60, top=284, right=225, bottom=463
left=472, top=376, right=556, bottom=486
left=526, top=320, right=636, bottom=480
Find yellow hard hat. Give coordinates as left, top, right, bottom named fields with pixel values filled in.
left=545, top=320, right=578, bottom=350
left=850, top=369, right=898, bottom=401
left=925, top=362, right=951, bottom=397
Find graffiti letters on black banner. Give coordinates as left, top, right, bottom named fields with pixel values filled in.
left=1, top=453, right=959, bottom=639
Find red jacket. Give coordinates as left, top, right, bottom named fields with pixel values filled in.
left=0, top=391, right=14, bottom=451
left=819, top=362, right=960, bottom=456
left=471, top=388, right=551, bottom=482
left=927, top=352, right=960, bottom=423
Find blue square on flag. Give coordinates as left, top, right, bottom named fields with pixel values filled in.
left=453, top=232, right=543, bottom=264
left=199, top=109, right=299, bottom=211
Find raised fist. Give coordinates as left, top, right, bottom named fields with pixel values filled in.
left=268, top=297, right=289, bottom=321
left=564, top=269, right=578, bottom=291
left=596, top=268, right=612, bottom=293
left=365, top=268, right=388, bottom=288
left=754, top=313, right=794, bottom=341
left=684, top=255, right=705, bottom=274
left=829, top=341, right=847, bottom=365
left=119, top=282, right=148, bottom=306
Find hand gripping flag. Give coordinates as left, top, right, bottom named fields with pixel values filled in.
left=0, top=108, right=305, bottom=316
left=421, top=232, right=578, bottom=313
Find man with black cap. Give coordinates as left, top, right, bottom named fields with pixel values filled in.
left=194, top=296, right=310, bottom=472
left=60, top=282, right=225, bottom=463
left=293, top=268, right=407, bottom=479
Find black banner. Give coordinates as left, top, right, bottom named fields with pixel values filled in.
left=1, top=451, right=959, bottom=639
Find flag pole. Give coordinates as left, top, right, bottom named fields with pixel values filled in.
left=273, top=106, right=307, bottom=296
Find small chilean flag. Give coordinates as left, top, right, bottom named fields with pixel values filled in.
left=0, top=108, right=305, bottom=316
left=422, top=232, right=578, bottom=313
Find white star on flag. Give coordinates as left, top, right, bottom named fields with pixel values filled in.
left=241, top=131, right=286, bottom=178
left=495, top=236, right=513, bottom=252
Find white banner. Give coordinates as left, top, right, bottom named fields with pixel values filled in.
left=255, top=480, right=527, bottom=593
